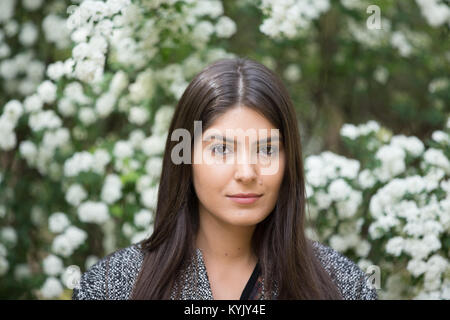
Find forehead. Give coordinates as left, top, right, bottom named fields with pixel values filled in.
left=205, top=106, right=277, bottom=134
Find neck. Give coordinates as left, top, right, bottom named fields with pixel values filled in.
left=195, top=206, right=257, bottom=267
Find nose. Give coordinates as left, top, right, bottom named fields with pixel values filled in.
left=234, top=146, right=258, bottom=182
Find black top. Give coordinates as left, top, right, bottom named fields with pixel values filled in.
left=239, top=261, right=261, bottom=300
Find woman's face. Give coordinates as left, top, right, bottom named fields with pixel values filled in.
left=192, top=105, right=286, bottom=227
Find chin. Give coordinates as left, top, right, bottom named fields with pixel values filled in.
left=225, top=212, right=267, bottom=227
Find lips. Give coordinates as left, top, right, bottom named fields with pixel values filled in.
left=227, top=193, right=262, bottom=198
left=226, top=193, right=263, bottom=204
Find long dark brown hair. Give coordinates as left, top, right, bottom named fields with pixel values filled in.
left=131, top=57, right=342, bottom=299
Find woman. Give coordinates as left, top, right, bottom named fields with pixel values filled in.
left=72, top=57, right=377, bottom=300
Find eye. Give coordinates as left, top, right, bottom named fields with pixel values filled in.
left=210, top=144, right=232, bottom=155
left=258, top=145, right=278, bottom=156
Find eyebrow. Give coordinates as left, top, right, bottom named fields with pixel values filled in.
left=203, top=134, right=282, bottom=145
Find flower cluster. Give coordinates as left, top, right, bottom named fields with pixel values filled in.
left=0, top=0, right=71, bottom=102
left=306, top=119, right=450, bottom=299
left=258, top=0, right=330, bottom=39
left=0, top=0, right=239, bottom=299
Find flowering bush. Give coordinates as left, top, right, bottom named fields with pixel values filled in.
left=0, top=0, right=237, bottom=299
left=0, top=0, right=448, bottom=300
left=305, top=119, right=450, bottom=299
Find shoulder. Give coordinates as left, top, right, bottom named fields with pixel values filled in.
left=72, top=242, right=145, bottom=300
left=310, top=240, right=378, bottom=300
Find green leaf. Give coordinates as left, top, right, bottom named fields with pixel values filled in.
left=110, top=205, right=123, bottom=218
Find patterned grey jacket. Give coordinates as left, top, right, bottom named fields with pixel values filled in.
left=72, top=240, right=378, bottom=300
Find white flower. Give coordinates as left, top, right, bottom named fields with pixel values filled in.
left=22, top=0, right=44, bottom=11
left=153, top=105, right=174, bottom=134
left=78, top=201, right=110, bottom=224
left=336, top=190, right=362, bottom=218
left=113, top=140, right=133, bottom=158
left=47, top=61, right=67, bottom=81
left=134, top=209, right=153, bottom=228
left=129, top=129, right=146, bottom=148
left=95, top=92, right=116, bottom=117
left=329, top=235, right=349, bottom=252
left=136, top=175, right=152, bottom=193
left=23, top=94, right=43, bottom=113
left=141, top=186, right=159, bottom=209
left=19, top=140, right=37, bottom=161
left=61, top=265, right=82, bottom=290
left=259, top=0, right=330, bottom=39
left=191, top=0, right=223, bottom=18
left=425, top=254, right=448, bottom=279
left=85, top=255, right=99, bottom=269
left=64, top=82, right=91, bottom=105
left=101, top=174, right=122, bottom=204
left=375, top=144, right=406, bottom=182
left=374, top=66, right=389, bottom=84
left=391, top=31, right=412, bottom=57
left=145, top=157, right=163, bottom=178
left=19, top=22, right=38, bottom=46
left=14, top=264, right=32, bottom=281
left=42, top=255, right=64, bottom=276
left=57, top=98, right=76, bottom=117
left=0, top=117, right=17, bottom=150
left=403, top=239, right=430, bottom=260
left=422, top=234, right=442, bottom=252
left=110, top=70, right=129, bottom=96
left=64, top=151, right=94, bottom=177
left=340, top=123, right=359, bottom=140
left=192, top=20, right=215, bottom=43
left=131, top=228, right=153, bottom=244
left=0, top=0, right=15, bottom=23
left=1, top=226, right=17, bottom=246
left=29, top=110, right=62, bottom=132
left=75, top=59, right=104, bottom=83
left=355, top=240, right=371, bottom=257
left=283, top=64, right=301, bottom=82
left=51, top=234, right=73, bottom=257
left=358, top=169, right=376, bottom=189
left=128, top=106, right=149, bottom=125
left=314, top=191, right=332, bottom=210
left=407, top=259, right=428, bottom=277
left=328, top=179, right=352, bottom=202
left=37, top=80, right=57, bottom=104
left=122, top=222, right=135, bottom=238
left=78, top=107, right=97, bottom=126
left=92, top=149, right=111, bottom=174
left=423, top=148, right=450, bottom=173
left=390, top=135, right=424, bottom=157
left=431, top=130, right=450, bottom=144
left=48, top=212, right=70, bottom=233
left=64, top=226, right=87, bottom=249
left=129, top=69, right=155, bottom=102
left=141, top=134, right=166, bottom=156
left=42, top=128, right=70, bottom=151
left=40, top=277, right=63, bottom=299
left=415, top=0, right=450, bottom=27
left=215, top=16, right=236, bottom=38
left=386, top=236, right=404, bottom=256
left=3, top=100, right=23, bottom=125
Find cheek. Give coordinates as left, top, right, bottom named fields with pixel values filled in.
left=192, top=164, right=230, bottom=198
